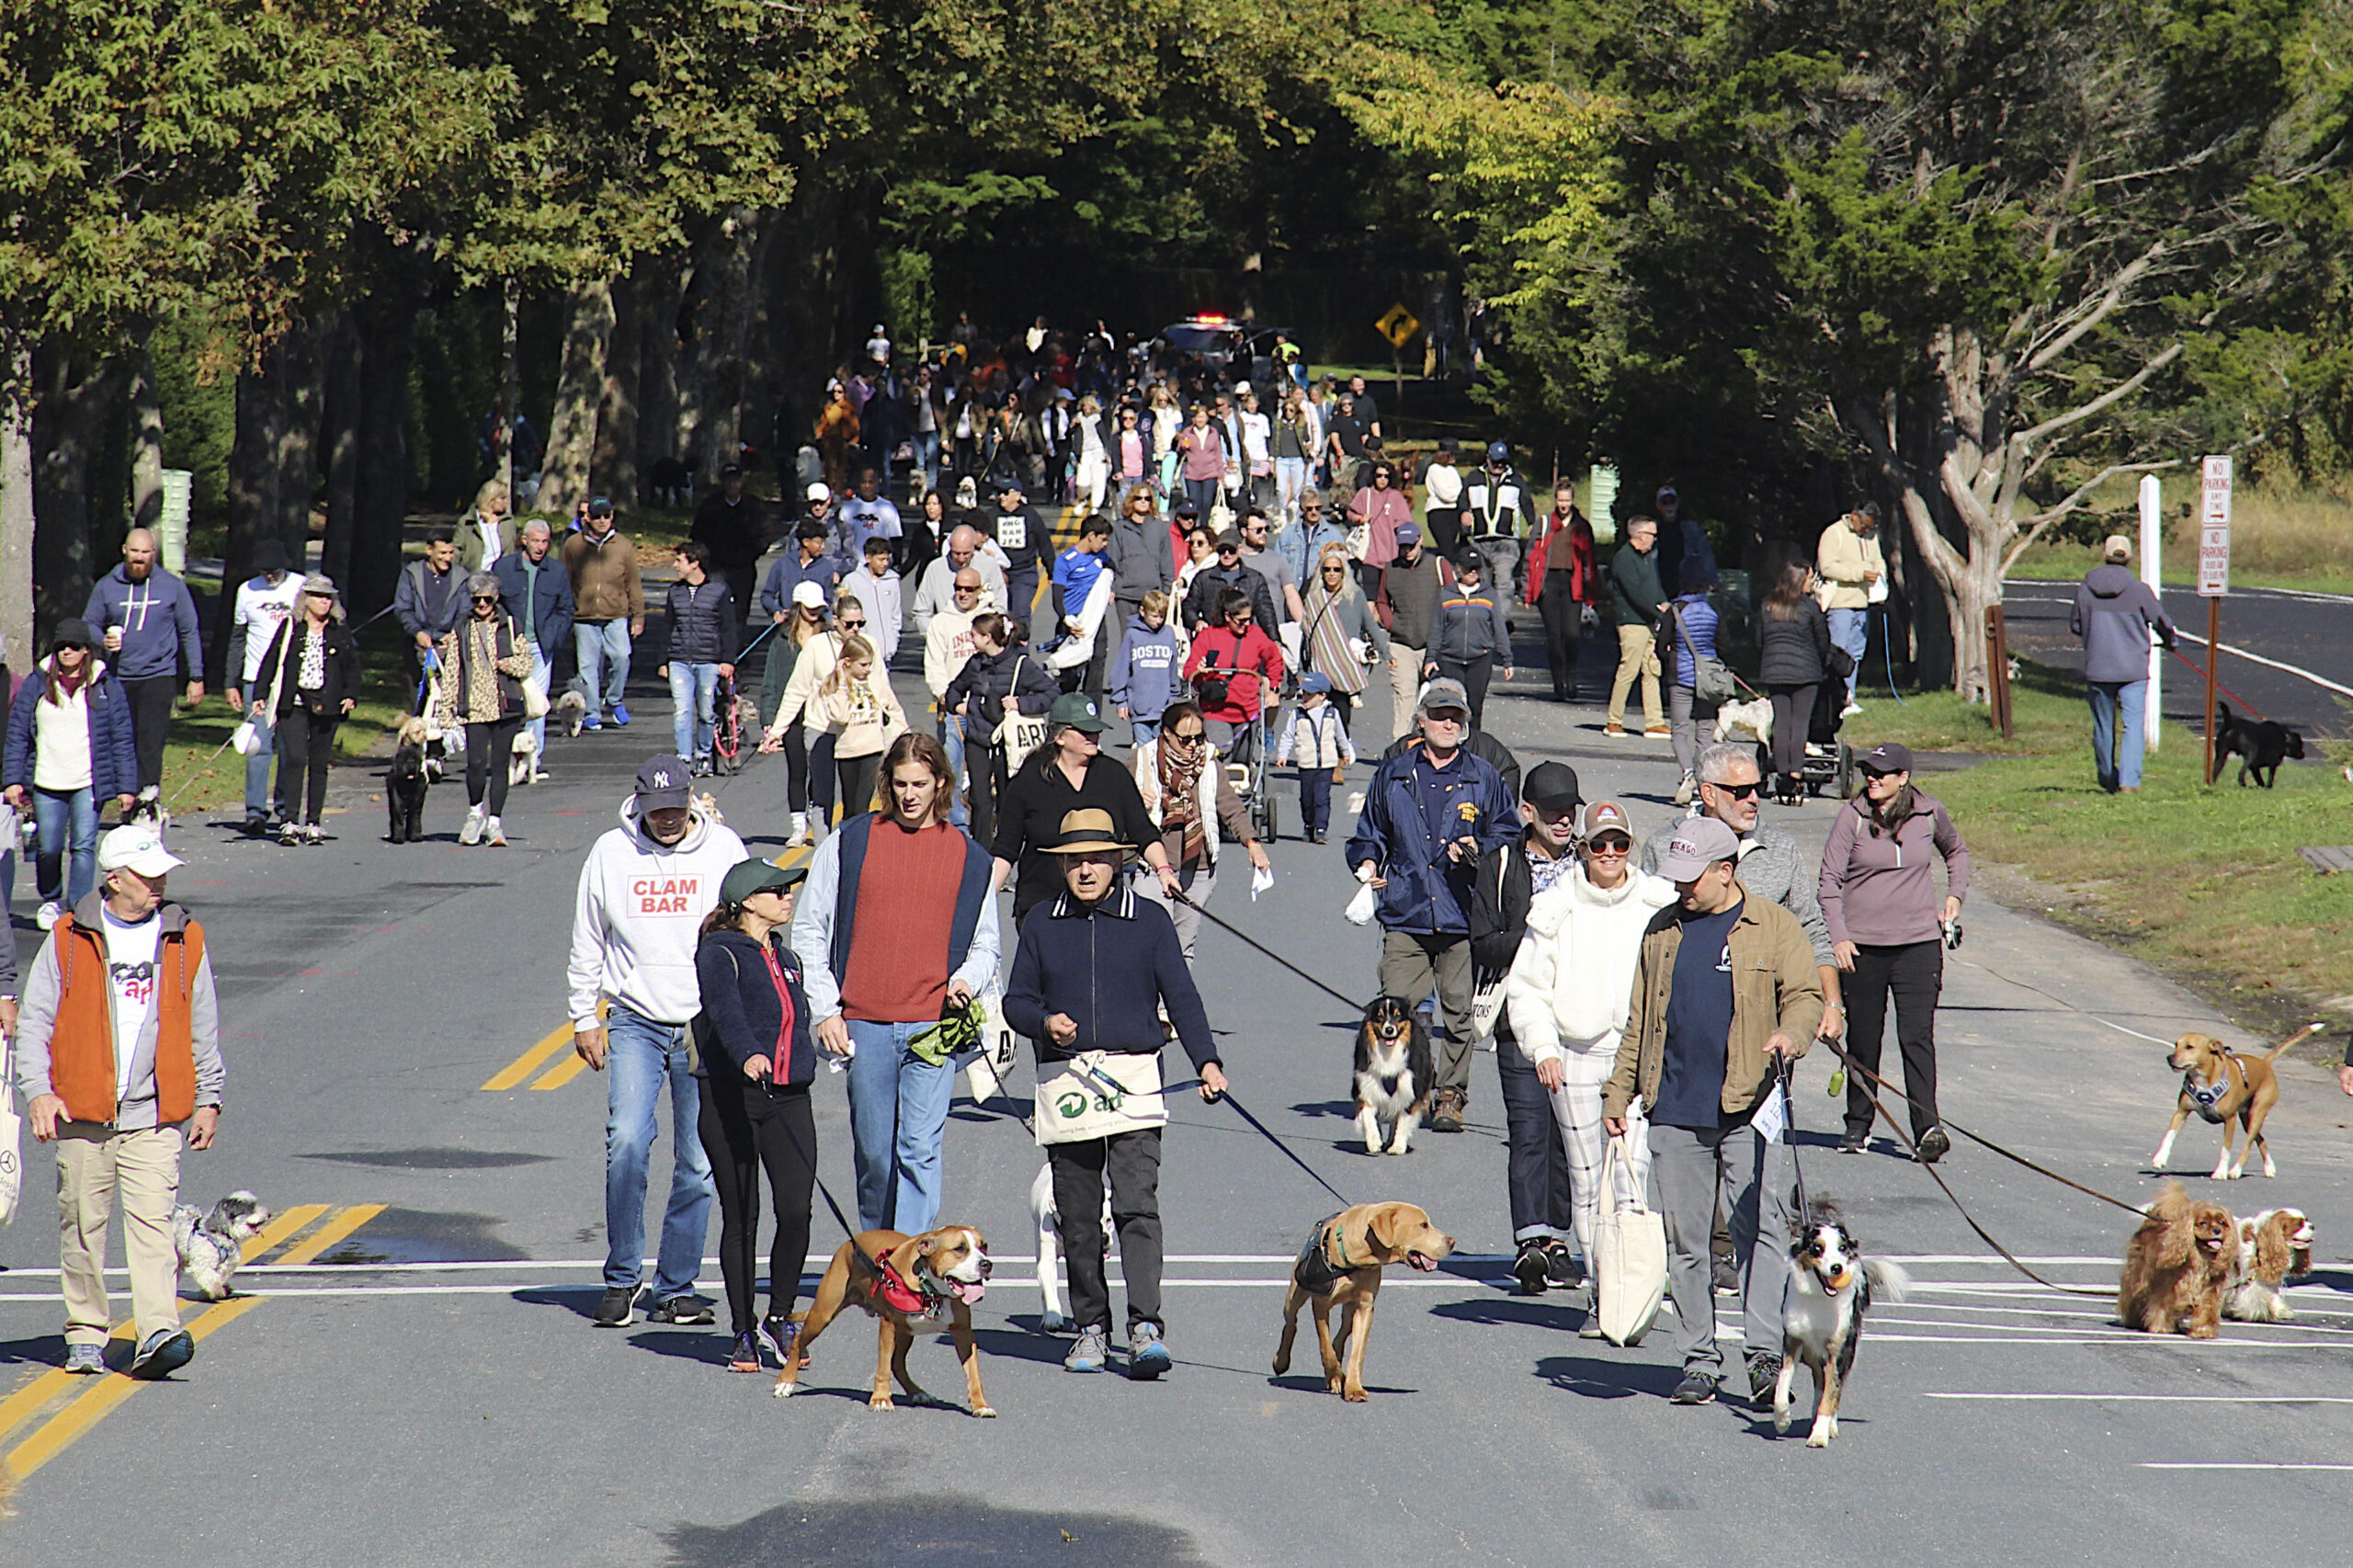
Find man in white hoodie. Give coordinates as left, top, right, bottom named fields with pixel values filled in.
left=1504, top=797, right=1676, bottom=1321
left=567, top=754, right=747, bottom=1329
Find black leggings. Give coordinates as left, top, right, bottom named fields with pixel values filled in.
left=782, top=726, right=810, bottom=813
left=1842, top=939, right=1944, bottom=1141
left=696, top=1075, right=818, bottom=1336
left=1433, top=653, right=1495, bottom=728
left=1537, top=574, right=1584, bottom=699
left=835, top=749, right=880, bottom=819
left=464, top=717, right=522, bottom=814
left=276, top=709, right=341, bottom=825
left=1765, top=682, right=1816, bottom=783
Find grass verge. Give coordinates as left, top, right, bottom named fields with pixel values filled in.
left=1838, top=656, right=2353, bottom=1038
left=160, top=626, right=418, bottom=817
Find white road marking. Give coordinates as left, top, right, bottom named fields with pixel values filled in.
left=1873, top=1335, right=2353, bottom=1348
left=2139, top=1462, right=2353, bottom=1471
left=2171, top=625, right=2353, bottom=699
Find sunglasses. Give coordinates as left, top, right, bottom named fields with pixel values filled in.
left=1710, top=780, right=1762, bottom=800
left=953, top=584, right=980, bottom=594
left=1861, top=767, right=1901, bottom=780
left=471, top=596, right=499, bottom=605
left=1586, top=835, right=1632, bottom=854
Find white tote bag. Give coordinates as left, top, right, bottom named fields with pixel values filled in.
left=1033, top=1051, right=1167, bottom=1146
left=1592, top=1134, right=1666, bottom=1346
left=0, top=1028, right=22, bottom=1227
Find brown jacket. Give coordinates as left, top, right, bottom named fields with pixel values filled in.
left=1603, top=882, right=1823, bottom=1121
left=562, top=528, right=643, bottom=623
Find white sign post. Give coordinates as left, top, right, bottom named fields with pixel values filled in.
left=2138, top=473, right=2162, bottom=753
left=2197, top=456, right=2231, bottom=783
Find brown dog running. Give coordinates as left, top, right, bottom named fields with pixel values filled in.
left=2151, top=1025, right=2322, bottom=1180
left=774, top=1226, right=995, bottom=1415
left=1272, top=1202, right=1454, bottom=1403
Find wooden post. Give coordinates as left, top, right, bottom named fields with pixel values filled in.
left=2202, top=597, right=2221, bottom=784
left=1985, top=605, right=2014, bottom=740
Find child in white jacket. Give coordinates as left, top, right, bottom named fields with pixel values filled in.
left=1273, top=672, right=1354, bottom=842
left=1502, top=801, right=1677, bottom=1273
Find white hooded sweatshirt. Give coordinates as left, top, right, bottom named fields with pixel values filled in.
left=1504, top=865, right=1677, bottom=1072
left=566, top=798, right=748, bottom=1027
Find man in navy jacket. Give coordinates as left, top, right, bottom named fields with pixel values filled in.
left=84, top=529, right=204, bottom=815
left=494, top=519, right=576, bottom=769
left=1346, top=677, right=1515, bottom=1131
left=1004, top=806, right=1226, bottom=1381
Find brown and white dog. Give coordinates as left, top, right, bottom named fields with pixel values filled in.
left=2225, top=1207, right=2314, bottom=1323
left=1272, top=1202, right=1453, bottom=1403
left=775, top=1226, right=995, bottom=1415
left=2118, top=1183, right=2235, bottom=1338
left=2151, top=1025, right=2322, bottom=1180
left=1352, top=996, right=1435, bottom=1156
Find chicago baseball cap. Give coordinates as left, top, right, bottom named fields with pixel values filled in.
left=633, top=754, right=695, bottom=812
left=97, top=824, right=182, bottom=878
left=1655, top=816, right=1740, bottom=881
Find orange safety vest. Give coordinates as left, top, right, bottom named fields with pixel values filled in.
left=46, top=912, right=205, bottom=1126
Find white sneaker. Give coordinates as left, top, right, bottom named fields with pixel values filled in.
left=531, top=769, right=551, bottom=784
left=36, top=901, right=61, bottom=931
left=460, top=806, right=485, bottom=846
left=1840, top=702, right=1864, bottom=719
left=484, top=815, right=506, bottom=846
left=788, top=812, right=810, bottom=847
left=1673, top=770, right=1696, bottom=806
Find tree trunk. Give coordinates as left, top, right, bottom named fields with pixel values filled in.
left=597, top=273, right=642, bottom=506
left=637, top=256, right=688, bottom=486
left=538, top=276, right=615, bottom=518
left=498, top=277, right=519, bottom=504
left=31, top=341, right=125, bottom=637
left=128, top=346, right=165, bottom=534
left=675, top=209, right=762, bottom=483
left=0, top=344, right=35, bottom=672
left=320, top=311, right=362, bottom=591
left=219, top=324, right=324, bottom=677
left=350, top=297, right=415, bottom=617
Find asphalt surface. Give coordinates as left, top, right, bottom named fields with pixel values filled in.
left=2001, top=576, right=2352, bottom=744
left=4, top=619, right=2352, bottom=1566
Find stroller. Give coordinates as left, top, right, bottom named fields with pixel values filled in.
left=1188, top=659, right=1288, bottom=843
left=1760, top=681, right=1856, bottom=802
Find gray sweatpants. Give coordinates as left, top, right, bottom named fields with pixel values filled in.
left=1647, top=1120, right=1795, bottom=1372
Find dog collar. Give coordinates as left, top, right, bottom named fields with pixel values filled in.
left=875, top=1256, right=938, bottom=1316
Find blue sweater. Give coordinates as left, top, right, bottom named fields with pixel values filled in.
left=692, top=928, right=817, bottom=1085
left=84, top=567, right=203, bottom=682
left=1004, top=881, right=1216, bottom=1071
left=1669, top=593, right=1719, bottom=688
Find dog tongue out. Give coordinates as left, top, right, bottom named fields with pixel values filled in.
left=949, top=1278, right=985, bottom=1304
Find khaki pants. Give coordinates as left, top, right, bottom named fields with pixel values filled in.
left=1388, top=643, right=1426, bottom=744
left=57, top=1122, right=183, bottom=1346
left=1608, top=624, right=1663, bottom=730
left=1378, top=930, right=1477, bottom=1097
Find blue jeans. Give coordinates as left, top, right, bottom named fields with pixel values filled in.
left=2088, top=679, right=2147, bottom=791
left=575, top=619, right=631, bottom=722
left=1826, top=607, right=1869, bottom=703
left=941, top=715, right=970, bottom=828
left=242, top=712, right=285, bottom=820
left=602, top=1003, right=715, bottom=1298
left=1129, top=717, right=1162, bottom=747
left=32, top=786, right=98, bottom=908
left=526, top=644, right=552, bottom=758
left=913, top=430, right=941, bottom=495
left=668, top=661, right=720, bottom=762
left=845, top=1018, right=959, bottom=1234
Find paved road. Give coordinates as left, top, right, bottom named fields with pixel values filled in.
left=2004, top=576, right=2352, bottom=743
left=3, top=642, right=2351, bottom=1565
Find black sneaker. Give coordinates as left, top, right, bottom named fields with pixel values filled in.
left=1711, top=1255, right=1739, bottom=1296
left=127, top=1327, right=195, bottom=1381
left=594, top=1287, right=637, bottom=1327
left=1670, top=1369, right=1719, bottom=1404
left=646, top=1292, right=717, bottom=1325
left=1542, top=1239, right=1584, bottom=1289
left=1915, top=1126, right=1951, bottom=1164
left=1512, top=1241, right=1551, bottom=1296
left=1836, top=1131, right=1868, bottom=1155
left=1747, top=1354, right=1783, bottom=1409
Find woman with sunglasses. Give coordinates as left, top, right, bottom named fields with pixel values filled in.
left=1504, top=800, right=1677, bottom=1298
left=249, top=574, right=360, bottom=846
left=1345, top=460, right=1410, bottom=602
left=1299, top=543, right=1389, bottom=735
left=758, top=590, right=871, bottom=839
left=1818, top=742, right=1969, bottom=1163
left=430, top=573, right=536, bottom=846
left=4, top=619, right=136, bottom=924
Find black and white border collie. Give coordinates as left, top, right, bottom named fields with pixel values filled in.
left=1352, top=996, right=1434, bottom=1156
left=1775, top=1206, right=1909, bottom=1447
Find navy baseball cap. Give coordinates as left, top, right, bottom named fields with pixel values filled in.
left=634, top=755, right=694, bottom=812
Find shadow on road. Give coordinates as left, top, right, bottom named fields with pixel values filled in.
left=662, top=1493, right=1223, bottom=1567
left=1533, top=1352, right=1678, bottom=1401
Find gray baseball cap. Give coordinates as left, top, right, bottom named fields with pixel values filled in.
left=1654, top=815, right=1740, bottom=881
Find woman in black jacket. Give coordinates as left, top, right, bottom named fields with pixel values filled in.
left=693, top=856, right=821, bottom=1374
left=940, top=612, right=1059, bottom=846
left=251, top=574, right=362, bottom=846
left=1754, top=560, right=1836, bottom=805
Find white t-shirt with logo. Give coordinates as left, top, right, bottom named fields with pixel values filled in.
left=100, top=907, right=164, bottom=1105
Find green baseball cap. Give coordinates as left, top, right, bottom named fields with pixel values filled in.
left=1048, top=691, right=1109, bottom=733
left=720, top=855, right=807, bottom=908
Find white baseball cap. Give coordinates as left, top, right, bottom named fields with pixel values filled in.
left=790, top=581, right=825, bottom=609
left=805, top=482, right=831, bottom=504
left=97, top=824, right=183, bottom=878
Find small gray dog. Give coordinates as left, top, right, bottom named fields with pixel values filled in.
left=174, top=1191, right=273, bottom=1301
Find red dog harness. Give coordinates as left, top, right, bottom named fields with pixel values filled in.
left=873, top=1254, right=934, bottom=1315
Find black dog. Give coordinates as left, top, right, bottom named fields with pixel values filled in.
left=1351, top=996, right=1436, bottom=1156
left=386, top=718, right=430, bottom=842
left=2214, top=700, right=2304, bottom=788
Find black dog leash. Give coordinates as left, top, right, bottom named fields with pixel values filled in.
left=1777, top=1057, right=1810, bottom=1221
left=1213, top=1087, right=1355, bottom=1210
left=1169, top=889, right=1364, bottom=1015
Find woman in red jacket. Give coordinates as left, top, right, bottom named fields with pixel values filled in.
left=1181, top=587, right=1285, bottom=767
left=1523, top=483, right=1597, bottom=703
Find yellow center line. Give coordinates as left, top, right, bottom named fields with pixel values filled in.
left=6, top=1298, right=265, bottom=1479
left=241, top=1202, right=331, bottom=1264
left=531, top=1052, right=591, bottom=1090
left=482, top=1021, right=577, bottom=1091
left=274, top=1204, right=387, bottom=1267
left=0, top=1324, right=132, bottom=1447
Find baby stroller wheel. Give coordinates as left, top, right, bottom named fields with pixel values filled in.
left=1835, top=741, right=1855, bottom=801
left=1253, top=787, right=1279, bottom=844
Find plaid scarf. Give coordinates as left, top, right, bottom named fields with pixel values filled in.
left=1156, top=734, right=1209, bottom=867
